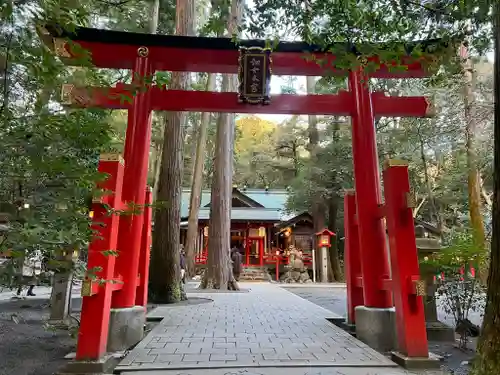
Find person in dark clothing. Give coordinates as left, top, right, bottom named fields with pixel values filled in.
left=180, top=247, right=186, bottom=284
left=17, top=284, right=35, bottom=296
left=17, top=250, right=42, bottom=296
left=231, top=245, right=242, bottom=281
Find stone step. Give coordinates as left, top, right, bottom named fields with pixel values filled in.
left=239, top=267, right=271, bottom=282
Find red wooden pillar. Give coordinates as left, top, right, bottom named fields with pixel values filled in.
left=259, top=238, right=264, bottom=266
left=275, top=255, right=280, bottom=281
left=76, top=154, right=124, bottom=360
left=348, top=67, right=392, bottom=308
left=245, top=227, right=250, bottom=266
left=383, top=160, right=429, bottom=357
left=113, top=48, right=153, bottom=308
left=344, top=190, right=364, bottom=325
left=123, top=92, right=136, bottom=164
left=135, top=187, right=153, bottom=307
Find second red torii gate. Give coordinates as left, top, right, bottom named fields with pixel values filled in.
left=38, top=24, right=446, bottom=367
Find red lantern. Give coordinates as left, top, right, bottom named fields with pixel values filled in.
left=315, top=228, right=336, bottom=248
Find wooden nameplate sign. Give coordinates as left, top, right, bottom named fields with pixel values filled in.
left=238, top=46, right=272, bottom=105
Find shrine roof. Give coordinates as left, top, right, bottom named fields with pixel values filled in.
left=43, top=25, right=446, bottom=56
left=195, top=208, right=283, bottom=222
left=180, top=188, right=291, bottom=221
left=276, top=212, right=313, bottom=229
left=414, top=218, right=441, bottom=235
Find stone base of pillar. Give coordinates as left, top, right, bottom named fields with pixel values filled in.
left=57, top=354, right=120, bottom=374
left=107, top=306, right=146, bottom=352
left=391, top=351, right=442, bottom=369
left=426, top=321, right=456, bottom=342
left=355, top=306, right=397, bottom=352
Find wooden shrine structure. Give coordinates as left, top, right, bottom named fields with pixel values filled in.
left=179, top=188, right=315, bottom=269
left=38, top=24, right=448, bottom=368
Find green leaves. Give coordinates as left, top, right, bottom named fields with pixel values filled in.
left=0, top=0, right=117, bottom=287
left=247, top=0, right=493, bottom=76
left=422, top=229, right=484, bottom=277
left=0, top=1, right=13, bottom=20
left=101, top=249, right=119, bottom=257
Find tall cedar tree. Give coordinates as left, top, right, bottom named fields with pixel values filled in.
left=472, top=3, right=500, bottom=374
left=199, top=0, right=242, bottom=290
left=150, top=0, right=195, bottom=303
left=185, top=73, right=215, bottom=276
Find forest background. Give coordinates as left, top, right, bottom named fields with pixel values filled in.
left=0, top=0, right=495, bottom=282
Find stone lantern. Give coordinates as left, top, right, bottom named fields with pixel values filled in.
left=49, top=245, right=80, bottom=325
left=415, top=225, right=455, bottom=342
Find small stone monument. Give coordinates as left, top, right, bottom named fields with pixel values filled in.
left=280, top=245, right=312, bottom=283
left=48, top=247, right=78, bottom=327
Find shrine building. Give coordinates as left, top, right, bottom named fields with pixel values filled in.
left=180, top=187, right=315, bottom=268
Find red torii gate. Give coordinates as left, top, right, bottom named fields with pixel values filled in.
left=38, top=25, right=444, bottom=368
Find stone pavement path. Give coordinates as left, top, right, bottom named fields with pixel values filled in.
left=116, top=283, right=402, bottom=373
left=121, top=367, right=447, bottom=375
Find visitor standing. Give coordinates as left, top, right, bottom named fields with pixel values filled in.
left=17, top=249, right=42, bottom=296
left=180, top=246, right=186, bottom=284
left=231, top=245, right=242, bottom=281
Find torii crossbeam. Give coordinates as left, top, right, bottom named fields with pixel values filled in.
left=61, top=84, right=434, bottom=117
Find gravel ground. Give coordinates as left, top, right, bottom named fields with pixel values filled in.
left=0, top=297, right=81, bottom=375
left=0, top=282, right=210, bottom=375
left=282, top=286, right=476, bottom=375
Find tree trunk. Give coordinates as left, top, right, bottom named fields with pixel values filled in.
left=152, top=140, right=162, bottom=199
left=147, top=0, right=161, bottom=197
left=471, top=4, right=500, bottom=374
left=306, top=75, right=328, bottom=281
left=328, top=196, right=343, bottom=282
left=417, top=128, right=440, bottom=228
left=292, top=143, right=300, bottom=177
left=462, top=44, right=487, bottom=284
left=199, top=97, right=235, bottom=290
left=200, top=0, right=242, bottom=290
left=148, top=0, right=160, bottom=34
left=185, top=73, right=215, bottom=276
left=303, top=0, right=325, bottom=277
left=306, top=77, right=320, bottom=150
left=149, top=0, right=195, bottom=303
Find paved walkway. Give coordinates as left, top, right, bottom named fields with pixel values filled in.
left=283, top=285, right=483, bottom=330
left=116, top=283, right=412, bottom=374
left=120, top=368, right=446, bottom=375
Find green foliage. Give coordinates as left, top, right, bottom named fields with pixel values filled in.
left=201, top=0, right=233, bottom=36
left=0, top=1, right=116, bottom=287
left=421, top=229, right=485, bottom=348
left=91, top=0, right=176, bottom=34
left=422, top=229, right=484, bottom=276
left=249, top=0, right=492, bottom=54
left=286, top=117, right=352, bottom=213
